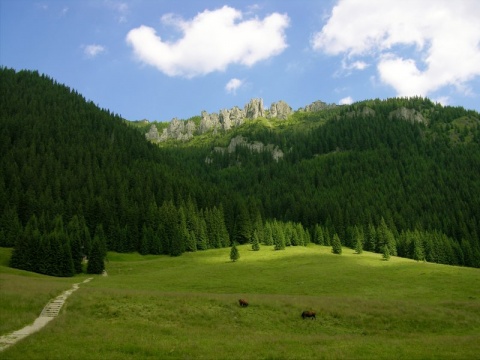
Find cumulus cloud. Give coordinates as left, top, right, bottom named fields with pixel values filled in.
left=84, top=44, right=106, bottom=58
left=312, top=0, right=480, bottom=97
left=225, top=78, right=244, bottom=94
left=339, top=96, right=354, bottom=105
left=126, top=6, right=290, bottom=77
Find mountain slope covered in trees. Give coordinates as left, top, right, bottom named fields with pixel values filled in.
left=1, top=67, right=480, bottom=276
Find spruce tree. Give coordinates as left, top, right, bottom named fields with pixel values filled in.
left=230, top=242, right=240, bottom=262
left=273, top=221, right=286, bottom=250
left=382, top=245, right=391, bottom=261
left=355, top=236, right=363, bottom=254
left=263, top=222, right=273, bottom=245
left=332, top=233, right=342, bottom=254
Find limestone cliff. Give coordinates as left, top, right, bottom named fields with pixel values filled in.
left=146, top=98, right=335, bottom=143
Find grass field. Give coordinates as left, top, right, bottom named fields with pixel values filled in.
left=1, top=245, right=479, bottom=359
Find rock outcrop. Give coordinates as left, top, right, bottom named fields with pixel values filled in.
left=147, top=98, right=337, bottom=143
left=244, top=98, right=265, bottom=119
left=268, top=100, right=292, bottom=120
left=211, top=135, right=284, bottom=162
left=151, top=118, right=196, bottom=142
left=301, top=100, right=336, bottom=112
left=145, top=124, right=160, bottom=142
left=389, top=107, right=427, bottom=124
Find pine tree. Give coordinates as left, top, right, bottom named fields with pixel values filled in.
left=332, top=233, right=342, bottom=254
left=230, top=242, right=240, bottom=262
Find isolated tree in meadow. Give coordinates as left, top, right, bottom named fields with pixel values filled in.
left=382, top=245, right=391, bottom=261
left=230, top=242, right=240, bottom=262
left=332, top=233, right=342, bottom=254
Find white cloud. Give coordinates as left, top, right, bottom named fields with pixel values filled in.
left=339, top=96, right=354, bottom=105
left=84, top=44, right=106, bottom=58
left=126, top=6, right=290, bottom=78
left=312, top=0, right=480, bottom=97
left=225, top=78, right=244, bottom=94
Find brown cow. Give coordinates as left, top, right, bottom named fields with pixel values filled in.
left=239, top=299, right=249, bottom=307
left=301, top=310, right=316, bottom=319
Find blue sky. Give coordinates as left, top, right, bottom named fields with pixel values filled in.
left=1, top=0, right=479, bottom=121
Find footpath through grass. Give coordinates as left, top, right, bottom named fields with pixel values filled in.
left=1, top=245, right=479, bottom=359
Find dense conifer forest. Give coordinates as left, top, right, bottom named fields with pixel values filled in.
left=1, top=67, right=480, bottom=276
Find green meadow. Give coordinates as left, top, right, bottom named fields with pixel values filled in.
left=1, top=245, right=479, bottom=359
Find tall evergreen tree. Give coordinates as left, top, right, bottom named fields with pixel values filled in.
left=230, top=242, right=240, bottom=262
left=273, top=221, right=286, bottom=250
left=332, top=233, right=342, bottom=254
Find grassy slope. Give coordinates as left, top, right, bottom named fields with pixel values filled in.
left=1, top=245, right=479, bottom=359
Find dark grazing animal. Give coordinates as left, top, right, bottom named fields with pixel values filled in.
left=239, top=299, right=249, bottom=307
left=301, top=310, right=316, bottom=319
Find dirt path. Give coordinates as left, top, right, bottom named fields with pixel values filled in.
left=0, top=277, right=93, bottom=352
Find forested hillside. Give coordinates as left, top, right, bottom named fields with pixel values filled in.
left=1, top=67, right=480, bottom=276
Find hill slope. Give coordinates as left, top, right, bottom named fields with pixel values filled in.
left=1, top=67, right=480, bottom=273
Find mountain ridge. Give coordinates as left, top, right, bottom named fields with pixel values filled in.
left=1, top=67, right=480, bottom=276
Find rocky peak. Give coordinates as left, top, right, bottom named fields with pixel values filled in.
left=244, top=98, right=265, bottom=119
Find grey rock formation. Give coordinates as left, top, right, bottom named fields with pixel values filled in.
left=301, top=100, right=336, bottom=112
left=145, top=124, right=160, bottom=142
left=389, top=107, right=427, bottom=124
left=244, top=98, right=265, bottom=119
left=268, top=100, right=292, bottom=120
left=229, top=106, right=246, bottom=126
left=214, top=135, right=284, bottom=162
left=156, top=117, right=196, bottom=142
left=199, top=111, right=220, bottom=134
